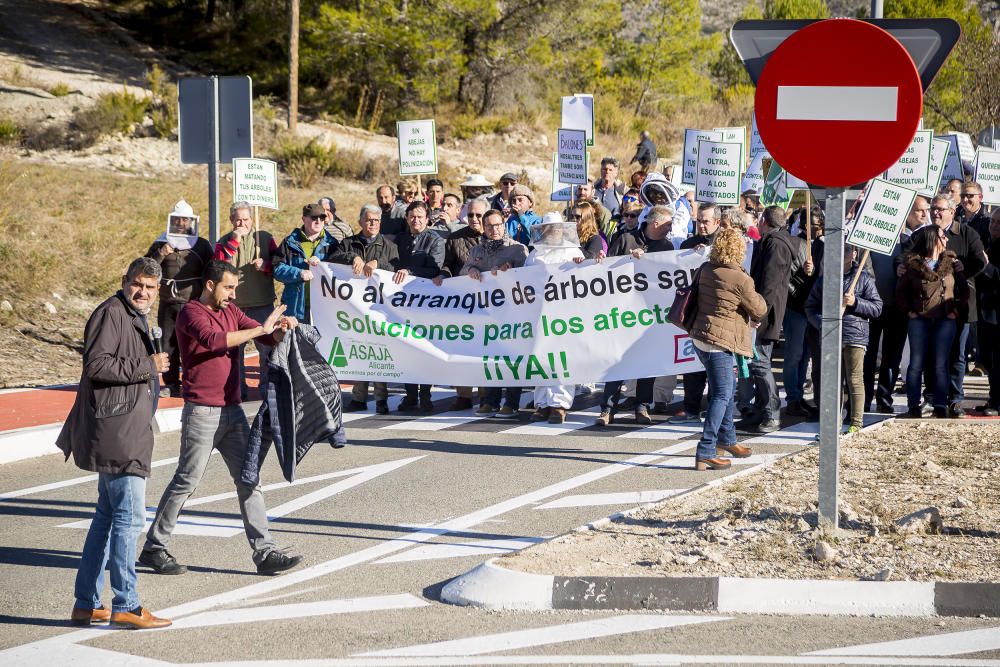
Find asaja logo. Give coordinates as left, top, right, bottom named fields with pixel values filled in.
left=328, top=337, right=348, bottom=368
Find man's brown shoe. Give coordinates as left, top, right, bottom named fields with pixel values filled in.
left=695, top=457, right=732, bottom=471
left=110, top=607, right=172, bottom=630
left=717, top=443, right=752, bottom=458
left=70, top=606, right=111, bottom=625
left=530, top=407, right=550, bottom=421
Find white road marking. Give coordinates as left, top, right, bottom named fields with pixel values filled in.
left=178, top=654, right=1000, bottom=666
left=358, top=615, right=727, bottom=657
left=535, top=490, right=685, bottom=509
left=499, top=408, right=600, bottom=436
left=1, top=441, right=697, bottom=661
left=382, top=411, right=484, bottom=431
left=374, top=537, right=547, bottom=563
left=807, top=627, right=1000, bottom=656
left=164, top=594, right=428, bottom=631
left=776, top=85, right=899, bottom=122
left=57, top=456, right=424, bottom=537
left=0, top=454, right=188, bottom=500
left=618, top=422, right=702, bottom=440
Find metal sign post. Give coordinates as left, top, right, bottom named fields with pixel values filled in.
left=178, top=75, right=254, bottom=244
left=818, top=188, right=846, bottom=529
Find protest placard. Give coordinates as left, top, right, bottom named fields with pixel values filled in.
left=232, top=158, right=279, bottom=209
left=396, top=119, right=437, bottom=175
left=846, top=178, right=916, bottom=255
left=670, top=164, right=694, bottom=194
left=741, top=152, right=768, bottom=194
left=311, top=252, right=706, bottom=386
left=557, top=128, right=587, bottom=185
left=561, top=94, right=594, bottom=146
left=714, top=126, right=747, bottom=167
left=695, top=140, right=742, bottom=205
left=761, top=160, right=794, bottom=210
left=749, top=112, right=766, bottom=159
left=918, top=138, right=950, bottom=198
left=939, top=134, right=964, bottom=182
left=950, top=131, right=977, bottom=165
left=550, top=150, right=590, bottom=201
left=682, top=129, right=723, bottom=185
left=974, top=148, right=1000, bottom=205
left=882, top=130, right=932, bottom=191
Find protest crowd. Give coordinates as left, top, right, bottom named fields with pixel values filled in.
left=57, top=134, right=999, bottom=628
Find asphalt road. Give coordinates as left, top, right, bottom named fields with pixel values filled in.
left=1, top=395, right=998, bottom=666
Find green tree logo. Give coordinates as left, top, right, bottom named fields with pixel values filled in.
left=328, top=338, right=348, bottom=368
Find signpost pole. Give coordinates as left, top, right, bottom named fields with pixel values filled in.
left=819, top=187, right=846, bottom=529
left=805, top=190, right=812, bottom=246
left=208, top=75, right=221, bottom=244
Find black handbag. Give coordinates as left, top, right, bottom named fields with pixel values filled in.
left=667, top=265, right=703, bottom=331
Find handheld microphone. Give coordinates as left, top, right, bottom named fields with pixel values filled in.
left=151, top=326, right=163, bottom=354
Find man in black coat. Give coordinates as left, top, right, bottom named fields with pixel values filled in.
left=739, top=205, right=795, bottom=433
left=630, top=131, right=657, bottom=171
left=57, top=257, right=172, bottom=630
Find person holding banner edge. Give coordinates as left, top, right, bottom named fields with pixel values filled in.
left=273, top=203, right=340, bottom=325
left=330, top=204, right=401, bottom=415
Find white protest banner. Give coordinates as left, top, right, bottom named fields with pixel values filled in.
left=741, top=152, right=768, bottom=194
left=846, top=178, right=917, bottom=256
left=749, top=112, right=766, bottom=159
left=974, top=148, right=1000, bottom=205
left=695, top=139, right=742, bottom=205
left=561, top=94, right=594, bottom=147
left=882, top=130, right=932, bottom=191
left=232, top=158, right=279, bottom=209
left=714, top=126, right=747, bottom=167
left=557, top=128, right=587, bottom=185
left=918, top=138, right=950, bottom=198
left=939, top=134, right=964, bottom=182
left=550, top=150, right=590, bottom=201
left=682, top=129, right=723, bottom=185
left=311, top=253, right=706, bottom=387
left=396, top=119, right=438, bottom=175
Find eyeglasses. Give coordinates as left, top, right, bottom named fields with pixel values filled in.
left=961, top=193, right=980, bottom=198
left=310, top=215, right=327, bottom=221
left=623, top=196, right=638, bottom=203
left=930, top=207, right=951, bottom=214
left=469, top=213, right=484, bottom=219
left=500, top=180, right=516, bottom=186
left=623, top=213, right=639, bottom=219
left=484, top=222, right=505, bottom=229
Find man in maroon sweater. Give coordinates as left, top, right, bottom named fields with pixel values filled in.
left=140, top=260, right=304, bottom=576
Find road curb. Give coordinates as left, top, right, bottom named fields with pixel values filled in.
left=441, top=558, right=1000, bottom=617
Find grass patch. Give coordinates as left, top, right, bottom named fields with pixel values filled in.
left=48, top=83, right=72, bottom=97
left=0, top=162, right=359, bottom=301
left=0, top=119, right=19, bottom=144
left=448, top=113, right=513, bottom=140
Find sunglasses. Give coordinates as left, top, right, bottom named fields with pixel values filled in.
left=961, top=193, right=979, bottom=198
left=623, top=213, right=639, bottom=219
left=567, top=214, right=582, bottom=221
left=310, top=215, right=327, bottom=221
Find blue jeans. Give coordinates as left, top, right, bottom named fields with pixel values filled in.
left=74, top=473, right=146, bottom=613
left=907, top=316, right=957, bottom=409
left=694, top=347, right=737, bottom=460
left=782, top=309, right=810, bottom=402
left=484, top=387, right=523, bottom=410
left=949, top=322, right=970, bottom=404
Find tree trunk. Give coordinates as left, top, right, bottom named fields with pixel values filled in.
left=288, top=0, right=299, bottom=132
left=479, top=70, right=497, bottom=116
left=206, top=0, right=216, bottom=23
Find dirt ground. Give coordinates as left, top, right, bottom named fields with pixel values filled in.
left=505, top=421, right=1000, bottom=583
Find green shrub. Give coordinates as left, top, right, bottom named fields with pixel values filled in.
left=48, top=83, right=71, bottom=97
left=450, top=113, right=512, bottom=140
left=0, top=119, right=19, bottom=144
left=70, top=87, right=150, bottom=149
left=270, top=136, right=337, bottom=188
left=145, top=65, right=178, bottom=138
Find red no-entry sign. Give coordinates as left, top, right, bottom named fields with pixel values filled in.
left=753, top=19, right=923, bottom=188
